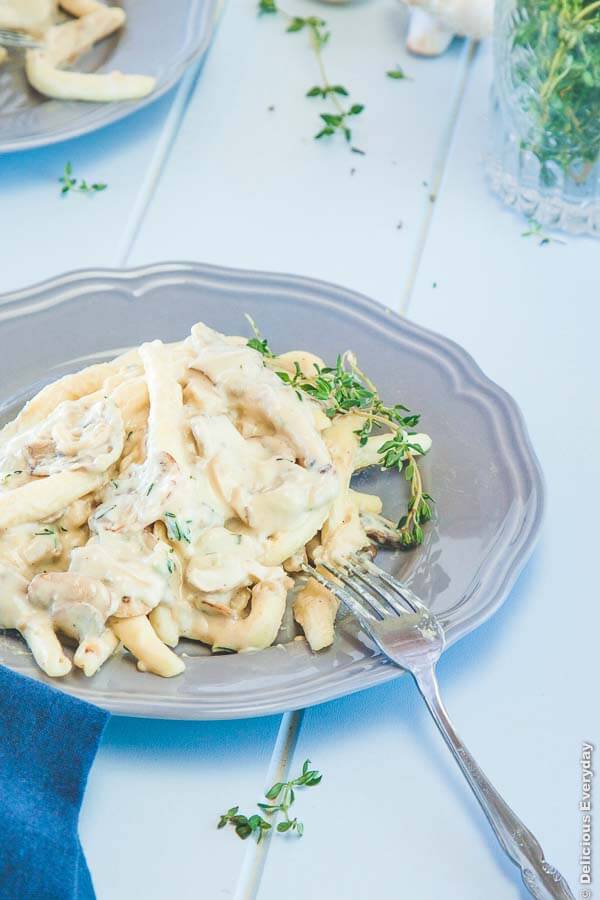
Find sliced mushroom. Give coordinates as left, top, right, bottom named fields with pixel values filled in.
left=360, top=512, right=405, bottom=548
left=90, top=451, right=179, bottom=534
left=69, top=531, right=174, bottom=618
left=22, top=397, right=124, bottom=476
left=28, top=571, right=119, bottom=677
left=190, top=322, right=334, bottom=469
left=28, top=572, right=115, bottom=628
left=174, top=575, right=291, bottom=652
left=0, top=564, right=72, bottom=677
left=186, top=528, right=278, bottom=595
left=192, top=413, right=337, bottom=536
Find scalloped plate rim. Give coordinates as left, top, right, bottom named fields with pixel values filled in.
left=0, top=0, right=221, bottom=154
left=0, top=261, right=545, bottom=718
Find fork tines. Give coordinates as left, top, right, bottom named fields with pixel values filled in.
left=301, top=554, right=419, bottom=626
left=0, top=29, right=41, bottom=49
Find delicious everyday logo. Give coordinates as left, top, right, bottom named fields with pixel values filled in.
left=580, top=742, right=594, bottom=898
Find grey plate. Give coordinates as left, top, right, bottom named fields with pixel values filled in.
left=0, top=262, right=544, bottom=719
left=0, top=0, right=220, bottom=154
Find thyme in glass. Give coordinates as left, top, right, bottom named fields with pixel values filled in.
left=59, top=162, right=107, bottom=197
left=246, top=326, right=432, bottom=547
left=218, top=760, right=322, bottom=842
left=512, top=0, right=600, bottom=181
left=258, top=0, right=365, bottom=149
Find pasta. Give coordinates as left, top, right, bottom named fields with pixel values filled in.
left=0, top=320, right=432, bottom=679
left=1, top=0, right=155, bottom=102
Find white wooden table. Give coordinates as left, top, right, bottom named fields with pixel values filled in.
left=2, top=2, right=597, bottom=897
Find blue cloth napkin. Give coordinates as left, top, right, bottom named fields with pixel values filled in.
left=0, top=665, right=109, bottom=900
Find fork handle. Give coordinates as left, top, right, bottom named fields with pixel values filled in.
left=413, top=666, right=574, bottom=900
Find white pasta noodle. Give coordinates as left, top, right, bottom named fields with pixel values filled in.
left=2, top=0, right=155, bottom=103
left=0, top=320, right=431, bottom=678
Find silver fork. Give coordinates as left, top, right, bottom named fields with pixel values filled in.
left=303, top=555, right=574, bottom=900
left=0, top=29, right=41, bottom=50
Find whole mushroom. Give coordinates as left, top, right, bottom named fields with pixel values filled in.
left=316, top=0, right=494, bottom=56
left=404, top=0, right=494, bottom=56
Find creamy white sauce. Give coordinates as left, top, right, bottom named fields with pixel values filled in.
left=0, top=320, right=431, bottom=678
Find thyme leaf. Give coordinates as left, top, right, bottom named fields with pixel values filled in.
left=218, top=760, right=322, bottom=842
left=59, top=162, right=107, bottom=197
left=521, top=217, right=567, bottom=245
left=386, top=65, right=411, bottom=80
left=164, top=512, right=191, bottom=543
left=246, top=319, right=433, bottom=547
left=511, top=0, right=600, bottom=179
left=217, top=806, right=272, bottom=842
left=286, top=356, right=427, bottom=544
left=257, top=0, right=365, bottom=149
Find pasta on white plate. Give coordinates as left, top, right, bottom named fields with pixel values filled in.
left=0, top=319, right=432, bottom=679
left=0, top=0, right=155, bottom=102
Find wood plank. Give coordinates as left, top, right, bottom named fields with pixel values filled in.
left=1, top=94, right=179, bottom=292
left=129, top=0, right=473, bottom=311
left=257, top=44, right=590, bottom=899
left=80, top=714, right=283, bottom=900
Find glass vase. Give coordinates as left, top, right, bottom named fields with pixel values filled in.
left=487, top=0, right=600, bottom=236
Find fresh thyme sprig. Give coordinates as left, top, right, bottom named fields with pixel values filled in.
left=258, top=759, right=322, bottom=835
left=246, top=324, right=432, bottom=547
left=218, top=807, right=272, bottom=842
left=218, top=760, right=322, bottom=842
left=59, top=162, right=107, bottom=197
left=258, top=0, right=364, bottom=149
left=511, top=0, right=600, bottom=181
left=247, top=336, right=274, bottom=357
left=521, top=218, right=567, bottom=246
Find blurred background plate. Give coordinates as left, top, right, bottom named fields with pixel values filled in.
left=0, top=262, right=544, bottom=718
left=0, top=0, right=221, bottom=153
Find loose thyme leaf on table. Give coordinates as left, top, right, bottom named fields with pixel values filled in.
left=218, top=760, right=322, bottom=842
left=257, top=0, right=365, bottom=150
left=59, top=162, right=107, bottom=197
left=245, top=321, right=433, bottom=548
left=386, top=65, right=411, bottom=80
left=521, top=218, right=566, bottom=247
